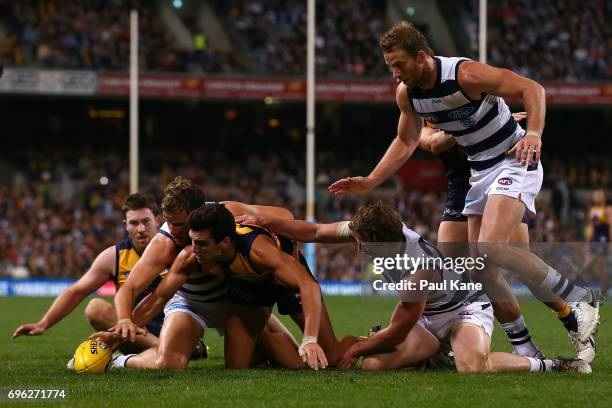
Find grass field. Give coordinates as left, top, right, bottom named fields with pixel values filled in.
left=1, top=296, right=609, bottom=407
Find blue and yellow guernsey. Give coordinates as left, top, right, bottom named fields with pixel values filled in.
left=219, top=223, right=301, bottom=282
left=158, top=221, right=229, bottom=303
left=114, top=239, right=162, bottom=294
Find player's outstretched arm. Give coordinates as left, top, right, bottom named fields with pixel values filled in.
left=132, top=247, right=193, bottom=327
left=337, top=299, right=425, bottom=370
left=328, top=84, right=422, bottom=196
left=12, top=246, right=114, bottom=339
left=458, top=61, right=545, bottom=165
left=235, top=214, right=355, bottom=244
left=114, top=234, right=174, bottom=342
left=224, top=201, right=294, bottom=221
left=250, top=236, right=328, bottom=371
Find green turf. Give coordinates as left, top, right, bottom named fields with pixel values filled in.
left=1, top=296, right=609, bottom=407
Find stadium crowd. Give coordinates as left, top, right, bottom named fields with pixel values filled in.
left=218, top=0, right=388, bottom=77
left=459, top=0, right=611, bottom=81
left=1, top=149, right=608, bottom=282
left=3, top=0, right=609, bottom=80
left=0, top=0, right=243, bottom=73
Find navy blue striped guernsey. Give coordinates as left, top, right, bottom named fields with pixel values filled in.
left=159, top=221, right=229, bottom=303
left=408, top=56, right=524, bottom=171
left=396, top=224, right=487, bottom=316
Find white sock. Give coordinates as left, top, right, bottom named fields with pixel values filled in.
left=501, top=316, right=540, bottom=357
left=111, top=354, right=135, bottom=369
left=542, top=266, right=589, bottom=302
left=526, top=357, right=554, bottom=372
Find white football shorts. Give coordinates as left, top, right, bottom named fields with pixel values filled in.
left=463, top=156, right=543, bottom=216
left=163, top=291, right=229, bottom=335
left=418, top=302, right=494, bottom=341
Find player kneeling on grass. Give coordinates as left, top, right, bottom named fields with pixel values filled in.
left=186, top=203, right=360, bottom=371
left=236, top=201, right=592, bottom=374
left=91, top=242, right=305, bottom=371
left=94, top=203, right=359, bottom=371
left=12, top=193, right=163, bottom=356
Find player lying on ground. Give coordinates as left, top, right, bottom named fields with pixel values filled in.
left=13, top=193, right=164, bottom=355
left=418, top=117, right=595, bottom=362
left=236, top=201, right=591, bottom=373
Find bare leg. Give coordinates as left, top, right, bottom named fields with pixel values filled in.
left=468, top=215, right=522, bottom=323
left=84, top=298, right=159, bottom=353
left=511, top=224, right=567, bottom=312
left=126, top=312, right=203, bottom=369
left=225, top=305, right=270, bottom=368
left=362, top=324, right=440, bottom=371
left=255, top=314, right=303, bottom=369
left=451, top=324, right=530, bottom=373
left=480, top=195, right=585, bottom=295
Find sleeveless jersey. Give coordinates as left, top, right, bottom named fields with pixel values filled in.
left=114, top=239, right=161, bottom=294
left=157, top=222, right=228, bottom=303
left=219, top=223, right=299, bottom=282
left=397, top=224, right=486, bottom=316
left=409, top=56, right=524, bottom=170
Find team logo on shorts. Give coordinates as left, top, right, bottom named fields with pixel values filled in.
left=448, top=106, right=476, bottom=120
left=498, top=178, right=513, bottom=185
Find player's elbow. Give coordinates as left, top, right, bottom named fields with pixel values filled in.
left=300, top=277, right=321, bottom=298
left=279, top=208, right=295, bottom=220
left=525, top=80, right=546, bottom=103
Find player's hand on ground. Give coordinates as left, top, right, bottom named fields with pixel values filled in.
left=106, top=319, right=147, bottom=343
left=511, top=111, right=527, bottom=122
left=328, top=176, right=374, bottom=196
left=88, top=330, right=124, bottom=348
left=508, top=134, right=541, bottom=166
left=300, top=343, right=328, bottom=371
left=12, top=322, right=47, bottom=338
left=337, top=349, right=358, bottom=370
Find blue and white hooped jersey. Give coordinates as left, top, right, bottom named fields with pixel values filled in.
left=159, top=221, right=229, bottom=303
left=398, top=223, right=486, bottom=316
left=408, top=56, right=524, bottom=170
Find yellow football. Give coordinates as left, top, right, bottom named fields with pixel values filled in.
left=73, top=339, right=112, bottom=374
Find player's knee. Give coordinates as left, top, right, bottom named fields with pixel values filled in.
left=474, top=240, right=509, bottom=265
left=225, top=358, right=251, bottom=369
left=155, top=351, right=189, bottom=369
left=84, top=298, right=113, bottom=330
left=455, top=353, right=487, bottom=373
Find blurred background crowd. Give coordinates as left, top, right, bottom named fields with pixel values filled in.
left=0, top=0, right=609, bottom=289
left=1, top=0, right=610, bottom=80
left=1, top=148, right=609, bottom=282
